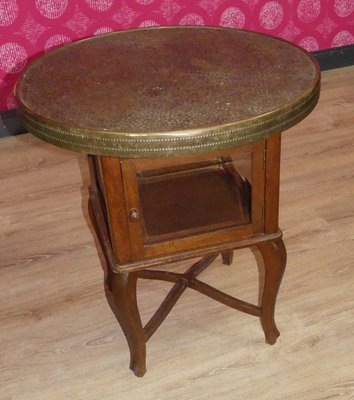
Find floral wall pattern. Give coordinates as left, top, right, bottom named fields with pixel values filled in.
left=0, top=0, right=353, bottom=111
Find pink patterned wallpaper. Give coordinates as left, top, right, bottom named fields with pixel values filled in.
left=1, top=0, right=353, bottom=112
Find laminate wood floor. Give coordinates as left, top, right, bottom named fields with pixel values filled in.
left=1, top=66, right=354, bottom=400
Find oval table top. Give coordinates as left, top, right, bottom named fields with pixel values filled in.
left=16, top=26, right=320, bottom=158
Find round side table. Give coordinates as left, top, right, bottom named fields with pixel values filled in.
left=15, top=26, right=320, bottom=377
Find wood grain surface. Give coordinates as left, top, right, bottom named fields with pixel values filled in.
left=1, top=66, right=354, bottom=399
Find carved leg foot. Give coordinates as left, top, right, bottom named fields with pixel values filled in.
left=111, top=272, right=146, bottom=377
left=221, top=250, right=234, bottom=266
left=256, top=238, right=287, bottom=345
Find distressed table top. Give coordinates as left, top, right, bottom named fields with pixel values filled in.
left=15, top=26, right=320, bottom=158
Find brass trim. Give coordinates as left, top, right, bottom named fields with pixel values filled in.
left=18, top=82, right=320, bottom=158
left=15, top=26, right=321, bottom=158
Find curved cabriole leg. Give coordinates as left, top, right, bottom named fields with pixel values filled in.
left=111, top=272, right=146, bottom=377
left=106, top=268, right=114, bottom=292
left=88, top=196, right=113, bottom=292
left=256, top=238, right=287, bottom=345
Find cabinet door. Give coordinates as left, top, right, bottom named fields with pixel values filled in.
left=121, top=142, right=265, bottom=261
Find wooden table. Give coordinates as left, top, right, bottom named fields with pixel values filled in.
left=15, top=26, right=320, bottom=377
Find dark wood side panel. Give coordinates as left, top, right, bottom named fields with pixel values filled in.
left=264, top=134, right=281, bottom=234
left=99, top=156, right=132, bottom=263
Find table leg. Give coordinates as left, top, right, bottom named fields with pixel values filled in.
left=111, top=271, right=146, bottom=377
left=257, top=238, right=287, bottom=345
left=221, top=250, right=234, bottom=265
left=88, top=196, right=114, bottom=292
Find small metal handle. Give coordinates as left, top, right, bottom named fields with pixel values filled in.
left=129, top=208, right=140, bottom=223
